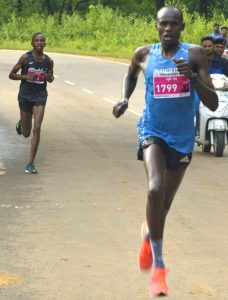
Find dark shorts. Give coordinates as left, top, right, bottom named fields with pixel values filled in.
left=18, top=99, right=46, bottom=113
left=137, top=136, right=192, bottom=171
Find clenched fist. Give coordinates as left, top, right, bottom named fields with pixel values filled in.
left=112, top=99, right=128, bottom=118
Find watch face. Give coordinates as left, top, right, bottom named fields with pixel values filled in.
left=191, top=73, right=199, bottom=79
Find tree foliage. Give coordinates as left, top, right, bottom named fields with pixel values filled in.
left=0, top=4, right=227, bottom=58
left=0, top=0, right=227, bottom=21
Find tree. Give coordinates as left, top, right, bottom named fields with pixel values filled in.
left=156, top=0, right=165, bottom=11
left=198, top=0, right=207, bottom=16
left=16, top=0, right=23, bottom=13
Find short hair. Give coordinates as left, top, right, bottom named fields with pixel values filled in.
left=214, top=38, right=226, bottom=46
left=221, top=26, right=228, bottom=30
left=32, top=32, right=46, bottom=42
left=157, top=6, right=183, bottom=23
left=213, top=23, right=219, bottom=27
left=201, top=36, right=214, bottom=44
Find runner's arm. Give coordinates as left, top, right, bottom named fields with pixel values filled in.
left=113, top=46, right=150, bottom=118
left=190, top=47, right=218, bottom=111
left=8, top=54, right=36, bottom=81
left=46, top=59, right=54, bottom=83
left=174, top=46, right=218, bottom=111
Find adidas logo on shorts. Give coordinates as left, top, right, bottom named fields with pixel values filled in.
left=179, top=156, right=190, bottom=163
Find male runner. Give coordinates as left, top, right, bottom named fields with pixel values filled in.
left=113, top=6, right=218, bottom=297
left=9, top=33, right=54, bottom=173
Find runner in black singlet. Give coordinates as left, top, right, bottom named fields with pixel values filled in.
left=9, top=32, right=54, bottom=173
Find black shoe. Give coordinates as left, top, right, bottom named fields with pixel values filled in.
left=16, top=120, right=22, bottom=135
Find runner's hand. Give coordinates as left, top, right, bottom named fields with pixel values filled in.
left=27, top=73, right=38, bottom=81
left=113, top=99, right=128, bottom=118
left=46, top=71, right=54, bottom=82
left=173, top=58, right=192, bottom=79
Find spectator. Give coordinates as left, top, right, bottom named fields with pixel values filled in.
left=221, top=26, right=228, bottom=49
left=214, top=38, right=226, bottom=57
left=201, top=36, right=228, bottom=76
left=209, top=23, right=222, bottom=39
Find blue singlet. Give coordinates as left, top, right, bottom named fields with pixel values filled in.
left=137, top=43, right=195, bottom=154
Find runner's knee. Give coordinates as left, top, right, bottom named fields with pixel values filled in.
left=147, top=179, right=164, bottom=205
left=33, top=124, right=41, bottom=135
left=22, top=129, right=31, bottom=138
left=23, top=133, right=30, bottom=138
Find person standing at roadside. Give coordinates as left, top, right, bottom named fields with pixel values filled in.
left=221, top=26, right=228, bottom=49
left=9, top=32, right=54, bottom=174
left=209, top=23, right=222, bottom=39
left=113, top=6, right=218, bottom=298
left=201, top=36, right=228, bottom=75
left=214, top=38, right=227, bottom=57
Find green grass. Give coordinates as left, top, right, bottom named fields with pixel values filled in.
left=0, top=5, right=227, bottom=59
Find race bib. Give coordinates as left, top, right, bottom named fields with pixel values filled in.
left=27, top=68, right=46, bottom=84
left=153, top=68, right=190, bottom=98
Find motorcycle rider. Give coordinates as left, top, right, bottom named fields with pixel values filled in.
left=195, top=37, right=228, bottom=134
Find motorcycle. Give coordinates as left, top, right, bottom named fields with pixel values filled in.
left=195, top=74, right=228, bottom=157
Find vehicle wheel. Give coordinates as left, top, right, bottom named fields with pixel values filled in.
left=213, top=131, right=225, bottom=157
left=202, top=145, right=211, bottom=153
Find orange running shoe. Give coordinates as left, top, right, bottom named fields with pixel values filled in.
left=138, top=221, right=152, bottom=270
left=149, top=268, right=168, bottom=297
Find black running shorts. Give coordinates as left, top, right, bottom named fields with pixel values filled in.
left=18, top=99, right=46, bottom=113
left=137, top=136, right=192, bottom=171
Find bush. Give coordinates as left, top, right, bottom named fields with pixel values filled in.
left=0, top=5, right=227, bottom=58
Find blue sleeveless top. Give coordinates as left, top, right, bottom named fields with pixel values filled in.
left=137, top=43, right=195, bottom=153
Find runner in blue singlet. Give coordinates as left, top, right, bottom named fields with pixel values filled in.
left=9, top=33, right=54, bottom=174
left=113, top=6, right=218, bottom=298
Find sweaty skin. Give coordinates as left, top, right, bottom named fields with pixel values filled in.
left=113, top=8, right=217, bottom=118
left=113, top=6, right=218, bottom=254
left=9, top=33, right=54, bottom=169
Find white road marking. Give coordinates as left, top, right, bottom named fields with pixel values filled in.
left=0, top=161, right=6, bottom=175
left=116, top=62, right=128, bottom=66
left=82, top=88, right=94, bottom=94
left=102, top=97, right=116, bottom=104
left=0, top=203, right=65, bottom=209
left=1, top=204, right=30, bottom=209
left=128, top=108, right=141, bottom=116
left=64, top=80, right=75, bottom=85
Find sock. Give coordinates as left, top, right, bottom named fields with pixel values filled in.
left=145, top=226, right=150, bottom=240
left=150, top=239, right=165, bottom=269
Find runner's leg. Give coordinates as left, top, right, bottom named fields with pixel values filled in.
left=29, top=105, right=45, bottom=164
left=20, top=111, right=32, bottom=138
left=144, top=144, right=166, bottom=241
left=144, top=144, right=187, bottom=296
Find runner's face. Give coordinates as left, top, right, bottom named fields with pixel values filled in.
left=32, top=34, right=46, bottom=52
left=156, top=9, right=184, bottom=46
left=202, top=41, right=214, bottom=56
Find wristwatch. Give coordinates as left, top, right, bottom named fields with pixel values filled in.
left=189, top=73, right=199, bottom=82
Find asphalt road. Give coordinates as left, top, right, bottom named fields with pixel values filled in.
left=0, top=50, right=227, bottom=300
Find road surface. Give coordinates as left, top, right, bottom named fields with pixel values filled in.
left=0, top=50, right=227, bottom=300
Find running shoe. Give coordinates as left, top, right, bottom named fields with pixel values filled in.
left=138, top=221, right=152, bottom=270
left=16, top=120, right=22, bottom=135
left=25, top=163, right=37, bottom=174
left=149, top=268, right=168, bottom=297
